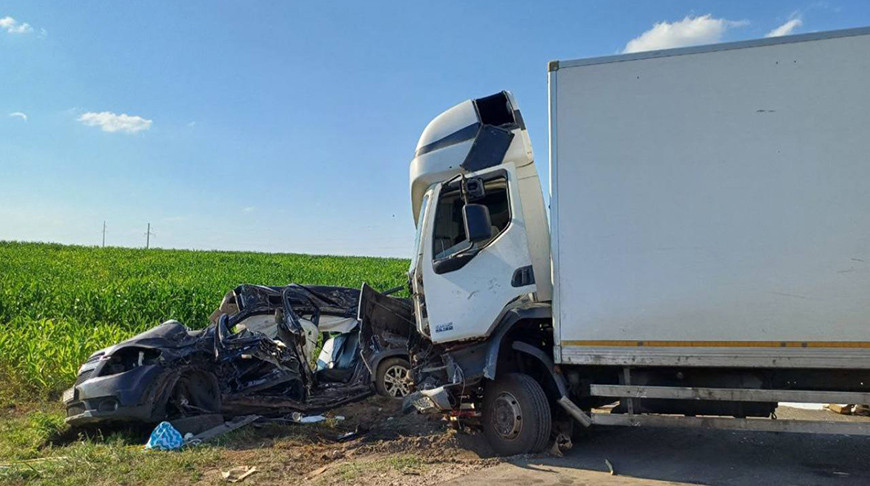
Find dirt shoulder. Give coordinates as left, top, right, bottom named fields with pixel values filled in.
left=197, top=396, right=500, bottom=485
left=0, top=396, right=500, bottom=486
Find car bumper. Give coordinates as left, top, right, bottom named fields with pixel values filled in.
left=63, top=364, right=166, bottom=426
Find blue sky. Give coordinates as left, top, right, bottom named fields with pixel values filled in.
left=2, top=1, right=868, bottom=257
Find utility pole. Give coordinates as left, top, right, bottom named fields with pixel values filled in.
left=145, top=223, right=155, bottom=249
left=102, top=221, right=106, bottom=248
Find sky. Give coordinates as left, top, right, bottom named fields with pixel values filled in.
left=2, top=1, right=869, bottom=257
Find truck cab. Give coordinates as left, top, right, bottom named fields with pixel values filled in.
left=401, top=92, right=569, bottom=455
left=408, top=92, right=551, bottom=345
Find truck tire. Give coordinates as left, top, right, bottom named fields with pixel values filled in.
left=482, top=372, right=552, bottom=456
left=375, top=357, right=413, bottom=399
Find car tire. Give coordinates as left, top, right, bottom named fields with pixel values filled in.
left=375, top=357, right=413, bottom=399
left=165, top=369, right=221, bottom=418
left=482, top=372, right=552, bottom=456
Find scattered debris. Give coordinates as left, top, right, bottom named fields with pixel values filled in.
left=827, top=404, right=870, bottom=416
left=827, top=404, right=853, bottom=414
left=291, top=412, right=326, bottom=424
left=170, top=413, right=225, bottom=436
left=305, top=465, right=330, bottom=480
left=337, top=424, right=369, bottom=442
left=206, top=397, right=495, bottom=484
left=337, top=431, right=357, bottom=441
left=605, top=458, right=616, bottom=476
left=221, top=465, right=258, bottom=483
left=145, top=421, right=184, bottom=451
left=321, top=450, right=344, bottom=460
left=187, top=415, right=261, bottom=445
left=548, top=433, right=573, bottom=457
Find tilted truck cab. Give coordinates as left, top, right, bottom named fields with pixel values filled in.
left=398, top=27, right=870, bottom=456
left=409, top=91, right=551, bottom=345
left=404, top=91, right=586, bottom=454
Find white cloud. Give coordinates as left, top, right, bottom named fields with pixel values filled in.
left=242, top=206, right=256, bottom=213
left=0, top=16, right=34, bottom=34
left=77, top=111, right=153, bottom=134
left=9, top=112, right=27, bottom=122
left=623, top=14, right=749, bottom=54
left=766, top=18, right=803, bottom=38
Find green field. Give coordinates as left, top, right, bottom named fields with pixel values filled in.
left=0, top=241, right=409, bottom=402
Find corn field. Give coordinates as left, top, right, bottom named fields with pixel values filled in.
left=0, top=241, right=408, bottom=399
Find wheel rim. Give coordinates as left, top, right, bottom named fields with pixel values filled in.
left=383, top=364, right=412, bottom=397
left=492, top=392, right=523, bottom=440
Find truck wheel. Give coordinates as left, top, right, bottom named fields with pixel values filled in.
left=482, top=372, right=552, bottom=456
left=375, top=357, right=413, bottom=399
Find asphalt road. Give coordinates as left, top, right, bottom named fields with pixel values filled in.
left=447, top=408, right=870, bottom=486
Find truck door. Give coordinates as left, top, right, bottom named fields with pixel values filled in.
left=420, top=164, right=536, bottom=343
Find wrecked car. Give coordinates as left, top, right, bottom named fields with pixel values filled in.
left=63, top=284, right=413, bottom=426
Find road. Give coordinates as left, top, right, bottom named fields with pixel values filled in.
left=447, top=407, right=870, bottom=485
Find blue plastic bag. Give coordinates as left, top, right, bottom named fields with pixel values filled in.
left=144, top=421, right=184, bottom=451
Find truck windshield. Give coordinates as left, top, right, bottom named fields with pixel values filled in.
left=409, top=193, right=429, bottom=273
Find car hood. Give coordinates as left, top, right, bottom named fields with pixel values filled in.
left=88, top=320, right=206, bottom=360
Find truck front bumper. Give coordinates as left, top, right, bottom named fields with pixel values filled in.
left=402, top=386, right=454, bottom=413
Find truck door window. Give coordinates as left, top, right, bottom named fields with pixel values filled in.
left=432, top=177, right=510, bottom=261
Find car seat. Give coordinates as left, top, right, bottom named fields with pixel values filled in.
left=314, top=330, right=360, bottom=383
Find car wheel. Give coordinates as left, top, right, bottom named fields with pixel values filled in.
left=166, top=370, right=221, bottom=418
left=375, top=357, right=413, bottom=399
left=482, top=372, right=552, bottom=456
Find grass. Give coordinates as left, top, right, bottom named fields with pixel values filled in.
left=0, top=241, right=408, bottom=401
left=0, top=241, right=411, bottom=485
left=0, top=408, right=224, bottom=486
left=0, top=398, right=359, bottom=486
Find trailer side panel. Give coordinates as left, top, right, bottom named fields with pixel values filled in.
left=551, top=30, right=870, bottom=368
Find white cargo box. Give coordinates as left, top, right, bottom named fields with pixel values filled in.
left=548, top=28, right=870, bottom=369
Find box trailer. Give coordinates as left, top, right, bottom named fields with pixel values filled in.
left=385, top=27, right=870, bottom=456
left=549, top=28, right=870, bottom=370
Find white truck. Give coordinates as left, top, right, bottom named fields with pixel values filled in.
left=367, top=27, right=870, bottom=455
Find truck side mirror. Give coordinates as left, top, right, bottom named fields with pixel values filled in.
left=463, top=204, right=492, bottom=243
